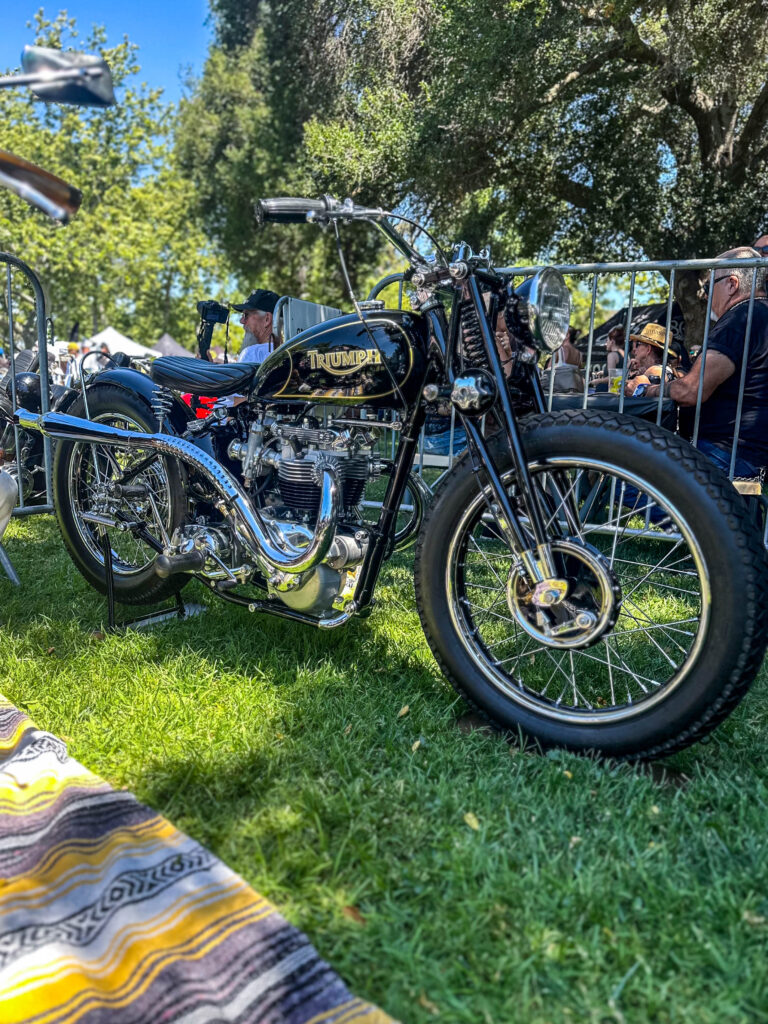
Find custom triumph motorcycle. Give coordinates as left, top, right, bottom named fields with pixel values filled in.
left=16, top=196, right=768, bottom=760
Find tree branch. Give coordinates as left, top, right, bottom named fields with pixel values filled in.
left=609, top=14, right=665, bottom=69
left=541, top=42, right=624, bottom=106
left=733, top=80, right=768, bottom=166
left=551, top=171, right=596, bottom=213
left=605, top=11, right=718, bottom=161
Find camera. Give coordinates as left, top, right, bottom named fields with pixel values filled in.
left=196, top=299, right=229, bottom=324
left=196, top=300, right=229, bottom=362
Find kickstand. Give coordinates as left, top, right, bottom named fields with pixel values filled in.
left=100, top=526, right=116, bottom=629
left=98, top=525, right=204, bottom=632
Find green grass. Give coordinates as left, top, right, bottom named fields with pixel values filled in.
left=2, top=515, right=768, bottom=1023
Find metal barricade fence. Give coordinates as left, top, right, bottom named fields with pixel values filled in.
left=0, top=251, right=54, bottom=515
left=366, top=258, right=768, bottom=541
left=2, top=254, right=765, bottom=549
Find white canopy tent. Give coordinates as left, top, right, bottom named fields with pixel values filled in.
left=86, top=326, right=160, bottom=359
left=155, top=333, right=193, bottom=358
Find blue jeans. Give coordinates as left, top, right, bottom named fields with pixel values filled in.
left=422, top=428, right=467, bottom=456
left=695, top=439, right=761, bottom=478
left=621, top=439, right=763, bottom=525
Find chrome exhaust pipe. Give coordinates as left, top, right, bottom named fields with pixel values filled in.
left=16, top=409, right=340, bottom=575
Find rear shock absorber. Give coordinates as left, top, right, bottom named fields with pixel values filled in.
left=151, top=387, right=174, bottom=433
left=460, top=302, right=489, bottom=368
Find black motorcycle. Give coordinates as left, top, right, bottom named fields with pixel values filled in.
left=18, top=196, right=768, bottom=759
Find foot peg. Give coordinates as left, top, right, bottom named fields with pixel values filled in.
left=155, top=549, right=206, bottom=578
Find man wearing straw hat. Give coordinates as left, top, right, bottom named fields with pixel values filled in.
left=638, top=247, right=768, bottom=476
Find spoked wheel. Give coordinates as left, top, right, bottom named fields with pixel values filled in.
left=415, top=410, right=768, bottom=760
left=53, top=387, right=187, bottom=604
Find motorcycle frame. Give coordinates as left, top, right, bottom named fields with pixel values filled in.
left=1, top=251, right=54, bottom=515
left=348, top=263, right=554, bottom=616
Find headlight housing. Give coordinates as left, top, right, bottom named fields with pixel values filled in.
left=513, top=268, right=571, bottom=353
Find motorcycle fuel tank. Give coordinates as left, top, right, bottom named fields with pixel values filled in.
left=252, top=309, right=429, bottom=407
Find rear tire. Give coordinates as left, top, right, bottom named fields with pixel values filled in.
left=415, top=410, right=768, bottom=760
left=53, top=386, right=188, bottom=605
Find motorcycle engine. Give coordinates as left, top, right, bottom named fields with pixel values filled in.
left=224, top=417, right=381, bottom=615
left=268, top=422, right=373, bottom=514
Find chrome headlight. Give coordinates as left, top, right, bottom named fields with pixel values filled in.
left=514, top=268, right=571, bottom=353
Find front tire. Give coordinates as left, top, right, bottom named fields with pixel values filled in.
left=415, top=410, right=768, bottom=760
left=53, top=386, right=187, bottom=605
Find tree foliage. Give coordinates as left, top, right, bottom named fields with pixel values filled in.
left=174, top=19, right=391, bottom=307
left=0, top=13, right=230, bottom=349
left=297, top=1, right=768, bottom=256
left=194, top=0, right=768, bottom=340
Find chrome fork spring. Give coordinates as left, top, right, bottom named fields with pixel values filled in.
left=151, top=388, right=174, bottom=432
left=460, top=302, right=488, bottom=368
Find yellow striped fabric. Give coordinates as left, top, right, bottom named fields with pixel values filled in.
left=0, top=697, right=396, bottom=1024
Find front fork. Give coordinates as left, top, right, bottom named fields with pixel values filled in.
left=454, top=277, right=560, bottom=585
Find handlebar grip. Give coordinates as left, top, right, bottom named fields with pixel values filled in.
left=256, top=197, right=329, bottom=224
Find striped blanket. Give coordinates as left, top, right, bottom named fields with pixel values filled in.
left=0, top=698, right=395, bottom=1024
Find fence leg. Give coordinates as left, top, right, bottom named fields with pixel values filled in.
left=0, top=542, right=20, bottom=586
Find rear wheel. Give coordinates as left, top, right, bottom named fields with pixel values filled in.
left=53, top=387, right=187, bottom=604
left=415, top=410, right=768, bottom=760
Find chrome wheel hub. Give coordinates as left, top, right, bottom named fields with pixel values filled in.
left=506, top=539, right=620, bottom=649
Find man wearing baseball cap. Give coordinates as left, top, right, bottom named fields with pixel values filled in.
left=233, top=289, right=281, bottom=364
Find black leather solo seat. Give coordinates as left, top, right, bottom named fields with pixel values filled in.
left=149, top=357, right=258, bottom=396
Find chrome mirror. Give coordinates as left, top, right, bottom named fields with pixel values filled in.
left=20, top=45, right=115, bottom=107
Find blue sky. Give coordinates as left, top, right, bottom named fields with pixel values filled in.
left=0, top=2, right=213, bottom=105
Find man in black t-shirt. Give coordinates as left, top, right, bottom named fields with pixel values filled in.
left=640, top=247, right=768, bottom=475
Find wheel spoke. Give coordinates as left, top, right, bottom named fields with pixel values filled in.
left=540, top=470, right=585, bottom=537
left=446, top=452, right=709, bottom=725
left=466, top=535, right=508, bottom=589
left=68, top=415, right=174, bottom=576
left=619, top=540, right=688, bottom=602
left=609, top=616, right=698, bottom=639
left=574, top=643, right=660, bottom=692
left=619, top=597, right=693, bottom=658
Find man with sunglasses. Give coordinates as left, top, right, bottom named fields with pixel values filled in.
left=641, top=247, right=768, bottom=476
left=233, top=289, right=281, bottom=363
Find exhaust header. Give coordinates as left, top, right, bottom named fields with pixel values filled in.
left=15, top=408, right=340, bottom=575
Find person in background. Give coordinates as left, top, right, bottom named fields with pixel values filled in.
left=623, top=322, right=681, bottom=397
left=562, top=326, right=583, bottom=367
left=642, top=247, right=768, bottom=476
left=605, top=326, right=626, bottom=373
left=545, top=326, right=583, bottom=370
left=61, top=342, right=80, bottom=387
left=232, top=289, right=281, bottom=363
left=590, top=325, right=627, bottom=390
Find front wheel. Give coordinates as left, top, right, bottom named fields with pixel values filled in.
left=415, top=410, right=768, bottom=760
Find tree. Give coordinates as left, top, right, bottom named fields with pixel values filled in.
left=0, top=13, right=231, bottom=350
left=174, top=6, right=399, bottom=307
left=201, top=0, right=768, bottom=343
